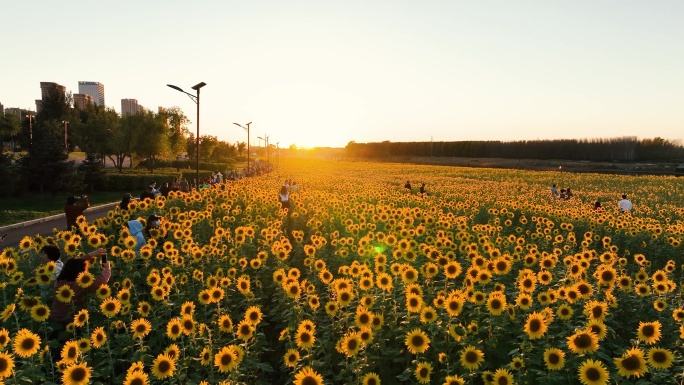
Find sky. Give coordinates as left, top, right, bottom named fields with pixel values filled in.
left=2, top=0, right=683, bottom=149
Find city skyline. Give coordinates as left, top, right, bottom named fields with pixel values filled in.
left=2, top=1, right=683, bottom=149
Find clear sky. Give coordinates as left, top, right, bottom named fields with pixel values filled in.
left=2, top=1, right=683, bottom=148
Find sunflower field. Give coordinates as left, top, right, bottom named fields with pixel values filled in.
left=1, top=159, right=683, bottom=385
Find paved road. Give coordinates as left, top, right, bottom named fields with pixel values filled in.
left=0, top=203, right=118, bottom=251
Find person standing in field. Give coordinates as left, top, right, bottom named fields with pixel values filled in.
left=550, top=184, right=558, bottom=198
left=64, top=195, right=90, bottom=231
left=419, top=183, right=427, bottom=196
left=179, top=177, right=189, bottom=192
left=404, top=180, right=412, bottom=193
left=618, top=194, right=633, bottom=213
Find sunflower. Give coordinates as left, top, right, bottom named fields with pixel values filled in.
left=235, top=319, right=254, bottom=341
left=614, top=347, right=648, bottom=378
left=199, top=347, right=212, bottom=366
left=673, top=308, right=684, bottom=323
left=0, top=329, right=9, bottom=350
left=77, top=338, right=91, bottom=352
left=405, top=329, right=430, bottom=354
left=90, top=327, right=107, bottom=348
left=444, top=294, right=465, bottom=317
left=75, top=271, right=95, bottom=289
left=244, top=306, right=263, bottom=326
left=61, top=340, right=80, bottom=364
left=72, top=309, right=89, bottom=327
left=376, top=273, right=393, bottom=292
left=636, top=321, right=661, bottom=345
left=284, top=348, right=300, bottom=367
left=62, top=362, right=91, bottom=385
left=419, top=306, right=437, bottom=324
left=336, top=331, right=362, bottom=357
left=131, top=318, right=152, bottom=339
left=362, top=372, right=381, bottom=385
left=486, top=292, right=507, bottom=316
left=164, top=344, right=180, bottom=361
left=557, top=304, right=573, bottom=320
left=137, top=301, right=151, bottom=317
left=460, top=345, right=484, bottom=370
left=543, top=348, right=565, bottom=370
left=443, top=375, right=465, bottom=385
left=151, top=354, right=176, bottom=379
left=12, top=329, right=41, bottom=358
left=156, top=318, right=178, bottom=340
left=308, top=295, right=320, bottom=310
left=583, top=300, right=608, bottom=322
left=567, top=329, right=599, bottom=354
left=0, top=351, right=14, bottom=379
left=294, top=366, right=324, bottom=385
left=523, top=312, right=548, bottom=339
left=647, top=347, right=674, bottom=369
left=217, top=314, right=233, bottom=332
left=30, top=304, right=50, bottom=322
left=123, top=370, right=150, bottom=385
left=577, top=359, right=609, bottom=385
left=414, top=361, right=432, bottom=384
left=56, top=285, right=75, bottom=303
left=295, top=327, right=315, bottom=349
left=509, top=357, right=524, bottom=371
left=493, top=368, right=514, bottom=385
left=96, top=284, right=111, bottom=299
left=100, top=297, right=121, bottom=317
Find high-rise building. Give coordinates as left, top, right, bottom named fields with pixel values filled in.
left=73, top=94, right=94, bottom=110
left=38, top=82, right=66, bottom=113
left=4, top=107, right=32, bottom=117
left=78, top=81, right=105, bottom=106
left=121, top=99, right=144, bottom=116
left=40, top=82, right=66, bottom=100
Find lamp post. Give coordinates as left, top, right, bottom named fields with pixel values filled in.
left=276, top=142, right=280, bottom=167
left=61, top=120, right=69, bottom=153
left=167, top=82, right=206, bottom=188
left=258, top=134, right=270, bottom=166
left=233, top=122, right=251, bottom=176
left=26, top=114, right=34, bottom=145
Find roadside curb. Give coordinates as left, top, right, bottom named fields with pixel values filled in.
left=0, top=202, right=119, bottom=234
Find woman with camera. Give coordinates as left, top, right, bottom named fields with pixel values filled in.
left=64, top=195, right=90, bottom=232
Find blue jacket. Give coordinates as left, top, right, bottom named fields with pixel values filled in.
left=127, top=220, right=147, bottom=252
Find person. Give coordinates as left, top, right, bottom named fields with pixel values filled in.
left=149, top=181, right=159, bottom=197
left=179, top=177, right=189, bottom=192
left=618, top=194, right=633, bottom=213
left=550, top=184, right=558, bottom=198
left=125, top=219, right=147, bottom=252
left=565, top=188, right=574, bottom=200
left=283, top=179, right=291, bottom=193
left=119, top=193, right=135, bottom=210
left=278, top=185, right=291, bottom=211
left=593, top=201, right=602, bottom=211
left=48, top=249, right=110, bottom=359
left=159, top=182, right=171, bottom=198
left=171, top=177, right=181, bottom=191
left=404, top=180, right=412, bottom=192
left=140, top=186, right=155, bottom=201
left=145, top=214, right=163, bottom=239
left=558, top=189, right=567, bottom=200
left=41, top=245, right=64, bottom=280
left=64, top=195, right=90, bottom=231
left=290, top=181, right=299, bottom=193
left=419, top=183, right=427, bottom=196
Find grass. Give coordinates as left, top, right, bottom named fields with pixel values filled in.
left=0, top=191, right=124, bottom=227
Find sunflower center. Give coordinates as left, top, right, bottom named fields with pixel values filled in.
left=621, top=355, right=641, bottom=371
left=575, top=334, right=592, bottom=348
left=491, top=300, right=502, bottom=310
left=585, top=367, right=601, bottom=381
left=497, top=376, right=509, bottom=385
left=221, top=354, right=233, bottom=365
left=347, top=339, right=358, bottom=351
left=158, top=361, right=171, bottom=373
left=411, top=335, right=424, bottom=347
left=548, top=354, right=559, bottom=364
left=465, top=351, right=478, bottom=363
left=419, top=367, right=429, bottom=377
left=652, top=351, right=666, bottom=363
left=642, top=325, right=654, bottom=337
left=21, top=339, right=35, bottom=350
left=301, top=376, right=318, bottom=385
left=591, top=307, right=603, bottom=318
left=529, top=319, right=541, bottom=332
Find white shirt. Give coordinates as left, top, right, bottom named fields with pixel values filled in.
left=51, top=259, right=64, bottom=280
left=618, top=199, right=633, bottom=212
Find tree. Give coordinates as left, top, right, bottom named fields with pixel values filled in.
left=161, top=107, right=191, bottom=157
left=109, top=115, right=136, bottom=172
left=236, top=141, right=246, bottom=157
left=76, top=105, right=120, bottom=165
left=130, top=111, right=170, bottom=171
left=0, top=113, right=21, bottom=151
left=78, top=152, right=108, bottom=191
left=0, top=152, right=20, bottom=196
left=19, top=121, right=79, bottom=193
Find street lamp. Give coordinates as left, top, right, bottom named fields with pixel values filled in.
left=258, top=134, right=270, bottom=166
left=167, top=82, right=206, bottom=188
left=61, top=120, right=69, bottom=152
left=25, top=114, right=34, bottom=145
left=276, top=142, right=280, bottom=167
left=233, top=122, right=251, bottom=176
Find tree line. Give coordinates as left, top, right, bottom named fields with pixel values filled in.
left=0, top=88, right=246, bottom=197
left=345, top=137, right=684, bottom=162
